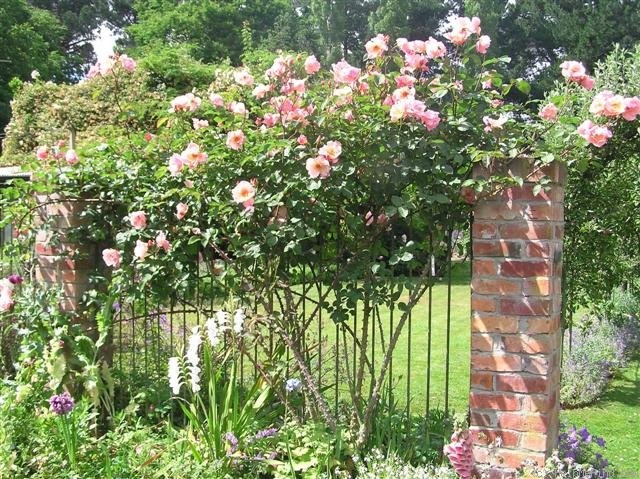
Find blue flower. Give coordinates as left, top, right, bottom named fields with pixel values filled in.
left=285, top=378, right=302, bottom=393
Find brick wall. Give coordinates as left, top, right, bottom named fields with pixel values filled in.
left=469, top=160, right=565, bottom=477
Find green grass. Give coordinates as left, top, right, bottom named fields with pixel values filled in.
left=560, top=360, right=640, bottom=472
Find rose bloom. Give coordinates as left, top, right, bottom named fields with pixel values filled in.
left=560, top=61, right=586, bottom=82
left=622, top=96, right=640, bottom=121
left=475, top=35, right=491, bottom=54
left=304, top=55, right=321, bottom=75
left=297, top=134, right=308, bottom=145
left=580, top=75, right=595, bottom=90
left=483, top=115, right=508, bottom=132
left=226, top=130, right=246, bottom=151
left=318, top=140, right=342, bottom=163
left=252, top=83, right=271, bottom=99
left=36, top=146, right=49, bottom=160
left=192, top=118, right=209, bottom=130
left=396, top=75, right=416, bottom=88
left=603, top=94, right=626, bottom=117
left=134, top=240, right=148, bottom=261
left=420, top=110, right=440, bottom=131
left=262, top=113, right=280, bottom=128
left=444, top=16, right=480, bottom=46
left=102, top=248, right=121, bottom=268
left=365, top=34, right=388, bottom=59
left=156, top=232, right=171, bottom=252
left=129, top=211, right=147, bottom=230
left=332, top=60, right=361, bottom=84
left=170, top=92, right=201, bottom=112
left=306, top=156, right=331, bottom=179
left=404, top=53, right=427, bottom=71
left=577, top=120, right=612, bottom=147
left=119, top=54, right=136, bottom=72
left=65, top=149, right=79, bottom=165
left=233, top=68, right=254, bottom=86
left=176, top=202, right=189, bottom=220
left=425, top=37, right=446, bottom=59
left=390, top=101, right=408, bottom=121
left=209, top=92, right=224, bottom=107
left=232, top=180, right=255, bottom=204
left=589, top=90, right=613, bottom=115
left=180, top=142, right=208, bottom=168
left=392, top=86, right=415, bottom=102
left=168, top=154, right=184, bottom=176
left=228, top=101, right=247, bottom=116
left=282, top=79, right=306, bottom=95
left=539, top=103, right=559, bottom=122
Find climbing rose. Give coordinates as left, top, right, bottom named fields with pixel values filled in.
left=64, top=149, right=79, bottom=165
left=540, top=104, right=559, bottom=122
left=36, top=146, right=49, bottom=160
left=332, top=60, right=361, bottom=84
left=475, top=35, right=491, bottom=54
left=156, top=231, right=171, bottom=252
left=233, top=68, right=254, bottom=86
left=226, top=130, right=246, bottom=151
left=119, top=54, right=136, bottom=72
left=252, top=83, right=271, bottom=99
left=306, top=156, right=331, bottom=179
left=560, top=61, right=587, bottom=82
left=444, top=430, right=473, bottom=479
left=229, top=101, right=247, bottom=116
left=192, top=118, right=209, bottom=130
left=304, top=55, right=321, bottom=75
left=134, top=240, right=148, bottom=261
left=129, top=211, right=147, bottom=230
left=297, top=135, right=308, bottom=145
left=169, top=92, right=201, bottom=113
left=589, top=90, right=613, bottom=115
left=209, top=93, right=224, bottom=107
left=365, top=34, right=388, bottom=59
left=483, top=115, right=508, bottom=132
left=580, top=75, right=595, bottom=90
left=168, top=154, right=184, bottom=176
left=102, top=249, right=121, bottom=268
left=622, top=96, right=640, bottom=121
left=445, top=16, right=481, bottom=46
left=181, top=142, right=208, bottom=168
left=232, top=180, right=255, bottom=204
left=176, top=202, right=189, bottom=220
left=318, top=141, right=342, bottom=163
left=425, top=37, right=446, bottom=59
left=577, top=120, right=612, bottom=147
left=421, top=110, right=441, bottom=131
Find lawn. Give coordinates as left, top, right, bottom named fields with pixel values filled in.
left=560, top=360, right=640, bottom=472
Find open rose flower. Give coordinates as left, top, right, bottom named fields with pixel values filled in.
left=365, top=34, right=388, bottom=59
left=577, top=120, right=612, bottom=147
left=119, top=54, right=137, bottom=72
left=483, top=115, right=508, bottom=132
left=226, top=130, right=246, bottom=151
left=180, top=142, right=208, bottom=168
left=102, top=249, right=121, bottom=268
left=129, top=211, right=147, bottom=230
left=156, top=232, right=171, bottom=252
left=540, top=103, right=559, bottom=122
left=169, top=92, right=201, bottom=113
left=304, top=55, right=321, bottom=75
left=425, top=37, right=446, bottom=59
left=36, top=146, right=49, bottom=160
left=134, top=240, right=148, bottom=261
left=232, top=180, right=255, bottom=205
left=65, top=149, right=79, bottom=165
left=622, top=96, right=640, bottom=121
left=306, top=156, right=331, bottom=179
left=475, top=35, right=491, bottom=54
left=176, top=202, right=189, bottom=220
left=168, top=154, right=184, bottom=176
left=233, top=68, right=254, bottom=86
left=318, top=141, right=342, bottom=163
left=560, top=60, right=587, bottom=83
left=332, top=60, right=361, bottom=84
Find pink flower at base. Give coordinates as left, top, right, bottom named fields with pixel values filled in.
left=603, top=94, right=626, bottom=117
left=65, top=149, right=79, bottom=165
left=539, top=103, right=559, bottom=122
left=169, top=93, right=201, bottom=113
left=318, top=140, right=342, bottom=164
left=622, top=96, right=640, bottom=121
left=168, top=154, right=184, bottom=176
left=232, top=180, right=255, bottom=204
left=252, top=83, right=272, bottom=99
left=297, top=135, right=308, bottom=145
left=304, top=55, right=321, bottom=75
left=36, top=146, right=49, bottom=160
left=155, top=232, right=171, bottom=252
left=483, top=115, right=508, bottom=132
left=129, top=211, right=147, bottom=230
left=589, top=90, right=614, bottom=115
left=119, top=54, right=137, bottom=72
left=475, top=35, right=491, bottom=54
left=176, top=202, right=189, bottom=220
left=425, top=37, right=446, bottom=59
left=102, top=249, right=121, bottom=268
left=577, top=120, right=612, bottom=147
left=226, top=130, right=246, bottom=151
left=443, top=430, right=474, bottom=479
left=420, top=110, right=441, bottom=131
left=306, top=156, right=331, bottom=179
left=233, top=68, right=254, bottom=86
left=192, top=118, right=209, bottom=130
left=332, top=60, right=361, bottom=84
left=134, top=240, right=148, bottom=261
left=365, top=34, right=388, bottom=59
left=209, top=93, right=224, bottom=107
left=580, top=75, right=595, bottom=90
left=560, top=60, right=587, bottom=83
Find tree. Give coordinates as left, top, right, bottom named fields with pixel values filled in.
left=368, top=0, right=451, bottom=42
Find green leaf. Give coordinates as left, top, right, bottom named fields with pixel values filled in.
left=515, top=79, right=531, bottom=95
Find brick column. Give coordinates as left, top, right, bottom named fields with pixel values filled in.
left=34, top=195, right=98, bottom=315
left=469, top=159, right=565, bottom=477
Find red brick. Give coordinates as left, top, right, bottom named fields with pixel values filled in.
left=470, top=428, right=521, bottom=448
left=521, top=433, right=548, bottom=452
left=473, top=222, right=498, bottom=239
left=524, top=392, right=557, bottom=413
left=472, top=314, right=519, bottom=334
left=472, top=446, right=489, bottom=464
left=495, top=374, right=548, bottom=394
left=555, top=224, right=564, bottom=238
left=501, top=184, right=551, bottom=202
left=523, top=277, right=551, bottom=295
left=500, top=260, right=551, bottom=278
left=472, top=353, right=522, bottom=372
left=475, top=202, right=524, bottom=221
left=501, top=334, right=551, bottom=354
left=522, top=356, right=550, bottom=375
left=473, top=258, right=497, bottom=276
left=470, top=411, right=497, bottom=428
left=499, top=223, right=553, bottom=240
left=500, top=298, right=550, bottom=316
left=473, top=240, right=522, bottom=258
left=472, top=278, right=521, bottom=295
left=470, top=391, right=521, bottom=411
left=494, top=449, right=544, bottom=468
left=471, top=371, right=495, bottom=390
left=498, top=413, right=549, bottom=433
left=35, top=242, right=58, bottom=256
left=523, top=204, right=561, bottom=221
left=472, top=334, right=495, bottom=352
left=523, top=316, right=560, bottom=334
left=472, top=295, right=497, bottom=313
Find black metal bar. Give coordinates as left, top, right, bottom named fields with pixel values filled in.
left=444, top=225, right=453, bottom=416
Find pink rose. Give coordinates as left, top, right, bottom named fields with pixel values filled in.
left=176, top=202, right=189, bottom=220
left=102, top=248, right=121, bottom=268
left=252, top=83, right=272, bottom=99
left=232, top=180, right=255, bottom=204
left=475, top=35, right=491, bottom=54
left=129, top=211, right=147, bottom=230
left=306, top=156, right=331, bottom=179
left=365, top=34, right=388, bottom=59
left=392, top=86, right=415, bottom=102
left=577, top=120, right=612, bottom=147
left=304, top=55, right=321, bottom=75
left=622, top=96, right=640, bottom=121
left=332, top=60, right=361, bottom=84
left=169, top=93, right=201, bottom=113
left=318, top=140, right=342, bottom=163
left=262, top=113, right=280, bottom=128
left=0, top=293, right=13, bottom=312
left=134, top=240, right=148, bottom=261
left=390, top=101, right=408, bottom=121
left=539, top=104, right=559, bottom=122
left=483, top=115, right=508, bottom=132
left=119, top=54, right=136, bottom=72
left=589, top=90, right=614, bottom=115
left=603, top=95, right=626, bottom=117
left=180, top=142, right=208, bottom=169
left=404, top=53, right=427, bottom=72
left=444, top=16, right=480, bottom=46
left=396, top=75, right=416, bottom=88
left=155, top=232, right=171, bottom=252
left=228, top=101, right=247, bottom=116
left=64, top=149, right=79, bottom=165
left=580, top=75, right=595, bottom=90
left=425, top=37, right=446, bottom=59
left=560, top=61, right=587, bottom=82
left=192, top=118, right=209, bottom=130
left=344, top=109, right=354, bottom=121
left=226, top=130, right=246, bottom=151
left=233, top=69, right=254, bottom=86
left=297, top=135, right=308, bottom=145
left=36, top=146, right=49, bottom=161
left=282, top=79, right=306, bottom=95
left=420, top=110, right=440, bottom=131
left=209, top=93, right=224, bottom=107
left=168, top=154, right=184, bottom=176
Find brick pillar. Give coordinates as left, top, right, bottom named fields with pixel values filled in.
left=469, top=159, right=565, bottom=477
left=34, top=195, right=98, bottom=316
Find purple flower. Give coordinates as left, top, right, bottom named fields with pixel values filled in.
left=285, top=378, right=302, bottom=393
left=595, top=437, right=606, bottom=448
left=223, top=431, right=238, bottom=454
left=254, top=428, right=277, bottom=440
left=112, top=302, right=121, bottom=313
left=48, top=391, right=74, bottom=415
left=7, top=274, right=23, bottom=285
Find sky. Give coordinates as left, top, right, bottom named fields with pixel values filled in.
left=90, top=25, right=119, bottom=64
